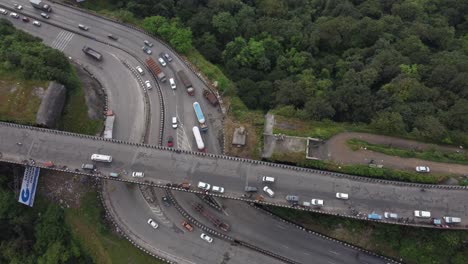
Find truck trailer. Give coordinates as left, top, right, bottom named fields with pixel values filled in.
left=82, top=46, right=102, bottom=61
left=192, top=126, right=205, bottom=151
left=29, top=0, right=52, bottom=12
left=203, top=89, right=218, bottom=106
left=176, top=70, right=194, bottom=95
left=193, top=102, right=207, bottom=131
left=145, top=58, right=166, bottom=82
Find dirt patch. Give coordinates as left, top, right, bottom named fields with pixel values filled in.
left=73, top=62, right=105, bottom=120
left=38, top=170, right=100, bottom=208
left=321, top=132, right=468, bottom=175
left=275, top=118, right=302, bottom=131
left=224, top=117, right=261, bottom=159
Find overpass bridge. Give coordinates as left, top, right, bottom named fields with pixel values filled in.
left=1, top=122, right=467, bottom=229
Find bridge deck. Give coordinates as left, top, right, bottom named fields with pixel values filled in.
left=0, top=122, right=467, bottom=228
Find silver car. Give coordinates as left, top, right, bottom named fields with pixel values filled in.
left=132, top=171, right=144, bottom=177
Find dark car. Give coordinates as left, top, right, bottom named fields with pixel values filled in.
left=244, top=186, right=258, bottom=193
left=160, top=52, right=173, bottom=62
left=285, top=195, right=299, bottom=204
left=167, top=136, right=174, bottom=147
left=108, top=34, right=118, bottom=40
left=161, top=196, right=171, bottom=207
left=22, top=16, right=30, bottom=22
left=81, top=163, right=95, bottom=170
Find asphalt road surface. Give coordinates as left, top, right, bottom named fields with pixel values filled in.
left=1, top=122, right=467, bottom=230
left=0, top=1, right=414, bottom=263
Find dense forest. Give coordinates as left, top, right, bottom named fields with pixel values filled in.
left=103, top=0, right=468, bottom=144
left=0, top=19, right=76, bottom=89
left=0, top=168, right=91, bottom=263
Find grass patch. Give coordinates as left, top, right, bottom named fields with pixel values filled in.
left=267, top=206, right=468, bottom=264
left=0, top=70, right=48, bottom=124
left=272, top=116, right=372, bottom=139
left=79, top=0, right=117, bottom=12
left=65, top=191, right=163, bottom=264
left=347, top=138, right=468, bottom=165
left=267, top=155, right=449, bottom=184
left=59, top=68, right=103, bottom=135
left=185, top=49, right=235, bottom=94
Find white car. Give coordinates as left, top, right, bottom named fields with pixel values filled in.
left=0, top=8, right=8, bottom=15
left=32, top=21, right=41, bottom=27
left=158, top=57, right=167, bottom=67
left=311, top=199, right=324, bottom=206
left=10, top=12, right=19, bottom=19
left=336, top=193, right=349, bottom=200
left=263, top=186, right=274, bottom=197
left=212, top=186, right=225, bottom=193
left=172, top=116, right=178, bottom=128
left=40, top=12, right=49, bottom=19
left=416, top=166, right=430, bottom=173
left=414, top=210, right=431, bottom=218
left=144, top=40, right=153, bottom=47
left=136, top=66, right=144, bottom=75
left=144, top=80, right=152, bottom=90
left=14, top=4, right=23, bottom=10
left=169, top=78, right=176, bottom=89
left=147, top=218, right=158, bottom=229
left=200, top=233, right=213, bottom=243
left=384, top=212, right=398, bottom=219
left=197, top=181, right=211, bottom=191
left=132, top=171, right=144, bottom=177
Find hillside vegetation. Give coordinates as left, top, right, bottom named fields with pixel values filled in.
left=91, top=0, right=468, bottom=145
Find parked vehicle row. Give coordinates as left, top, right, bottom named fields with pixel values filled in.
left=197, top=181, right=224, bottom=193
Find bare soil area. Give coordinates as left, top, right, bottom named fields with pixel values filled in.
left=322, top=132, right=468, bottom=175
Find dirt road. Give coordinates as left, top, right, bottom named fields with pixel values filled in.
left=321, top=132, right=468, bottom=175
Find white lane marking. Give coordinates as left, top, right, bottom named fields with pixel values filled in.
left=328, top=261, right=337, bottom=264
left=282, top=245, right=289, bottom=249
left=59, top=31, right=74, bottom=51
left=276, top=224, right=286, bottom=230
left=329, top=250, right=340, bottom=256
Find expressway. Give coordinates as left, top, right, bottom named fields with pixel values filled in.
left=0, top=1, right=421, bottom=263
left=2, top=122, right=467, bottom=229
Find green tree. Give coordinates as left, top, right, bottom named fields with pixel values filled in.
left=412, top=115, right=447, bottom=142
left=370, top=111, right=406, bottom=134
left=212, top=11, right=238, bottom=41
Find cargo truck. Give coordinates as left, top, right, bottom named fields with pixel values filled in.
left=82, top=46, right=102, bottom=61
left=145, top=58, right=166, bottom=82
left=29, top=0, right=52, bottom=12
left=176, top=70, right=194, bottom=95
left=193, top=102, right=208, bottom=131
left=203, top=89, right=218, bottom=106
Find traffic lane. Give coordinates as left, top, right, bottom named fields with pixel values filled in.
left=153, top=189, right=286, bottom=264
left=1, top=126, right=468, bottom=224
left=2, top=124, right=467, bottom=225
left=1, top=14, right=145, bottom=141
left=103, top=181, right=284, bottom=264
left=176, top=192, right=387, bottom=264
left=9, top=0, right=222, bottom=154
left=222, top=199, right=388, bottom=264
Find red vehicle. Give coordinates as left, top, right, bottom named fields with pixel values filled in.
left=167, top=136, right=174, bottom=147
left=43, top=161, right=54, bottom=168
left=182, top=221, right=193, bottom=231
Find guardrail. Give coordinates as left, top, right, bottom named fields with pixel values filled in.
left=164, top=189, right=301, bottom=264
left=47, top=0, right=225, bottom=153
left=0, top=3, right=164, bottom=146
left=1, top=123, right=467, bottom=231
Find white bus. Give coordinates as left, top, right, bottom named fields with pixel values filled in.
left=91, top=154, right=113, bottom=163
